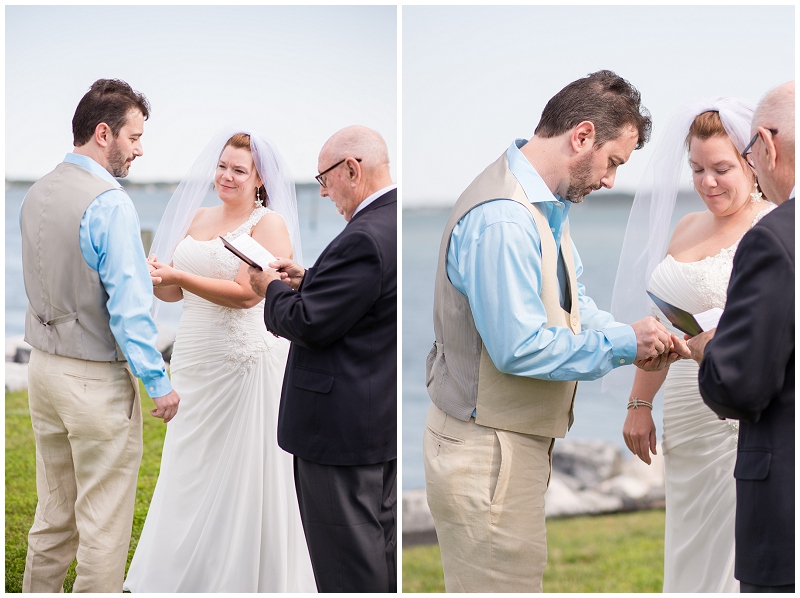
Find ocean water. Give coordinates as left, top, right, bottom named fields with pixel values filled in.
left=402, top=192, right=702, bottom=490
left=5, top=182, right=346, bottom=339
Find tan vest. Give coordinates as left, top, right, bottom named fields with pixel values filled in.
left=21, top=161, right=126, bottom=362
left=425, top=153, right=580, bottom=438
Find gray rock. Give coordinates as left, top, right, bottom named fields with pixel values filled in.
left=545, top=472, right=624, bottom=518
left=14, top=347, right=31, bottom=363
left=6, top=335, right=31, bottom=361
left=403, top=488, right=435, bottom=534
left=552, top=439, right=623, bottom=489
left=5, top=362, right=29, bottom=392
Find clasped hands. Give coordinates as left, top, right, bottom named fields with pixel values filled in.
left=247, top=258, right=305, bottom=298
left=147, top=254, right=178, bottom=287
left=631, top=316, right=691, bottom=371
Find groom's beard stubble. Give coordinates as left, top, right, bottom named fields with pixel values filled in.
left=108, top=139, right=132, bottom=178
left=564, top=151, right=598, bottom=204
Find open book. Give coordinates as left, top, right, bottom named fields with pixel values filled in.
left=646, top=291, right=722, bottom=337
left=220, top=235, right=277, bottom=271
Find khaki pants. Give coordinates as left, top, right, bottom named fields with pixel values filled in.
left=423, top=403, right=554, bottom=592
left=23, top=348, right=143, bottom=593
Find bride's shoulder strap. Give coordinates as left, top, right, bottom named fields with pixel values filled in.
left=228, top=207, right=271, bottom=239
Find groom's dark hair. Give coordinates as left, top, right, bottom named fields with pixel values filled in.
left=72, top=79, right=151, bottom=146
left=534, top=70, right=652, bottom=150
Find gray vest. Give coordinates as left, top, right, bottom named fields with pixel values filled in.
left=426, top=153, right=580, bottom=438
left=21, top=161, right=126, bottom=362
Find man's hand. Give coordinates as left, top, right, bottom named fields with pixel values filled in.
left=151, top=389, right=180, bottom=423
left=147, top=254, right=162, bottom=286
left=631, top=316, right=671, bottom=361
left=269, top=258, right=305, bottom=291
left=248, top=266, right=282, bottom=298
left=634, top=333, right=690, bottom=371
left=686, top=328, right=716, bottom=364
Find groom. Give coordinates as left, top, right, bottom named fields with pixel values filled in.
left=248, top=125, right=397, bottom=592
left=19, top=79, right=180, bottom=592
left=424, top=70, right=681, bottom=593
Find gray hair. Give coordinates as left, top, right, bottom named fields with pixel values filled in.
left=754, top=81, right=795, bottom=153
left=324, top=125, right=389, bottom=169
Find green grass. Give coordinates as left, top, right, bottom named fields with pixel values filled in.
left=5, top=386, right=168, bottom=593
left=403, top=509, right=666, bottom=593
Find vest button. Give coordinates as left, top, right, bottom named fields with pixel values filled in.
left=619, top=358, right=626, bottom=364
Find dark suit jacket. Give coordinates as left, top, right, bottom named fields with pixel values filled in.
left=699, top=199, right=795, bottom=586
left=264, top=189, right=397, bottom=466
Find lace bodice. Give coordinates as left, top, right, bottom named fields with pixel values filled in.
left=648, top=205, right=776, bottom=315
left=201, top=207, right=273, bottom=281
left=171, top=207, right=277, bottom=375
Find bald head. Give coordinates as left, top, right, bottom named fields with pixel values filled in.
left=751, top=81, right=795, bottom=204
left=754, top=81, right=795, bottom=153
left=322, top=125, right=390, bottom=170
left=317, top=125, right=394, bottom=221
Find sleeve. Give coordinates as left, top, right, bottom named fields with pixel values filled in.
left=263, top=229, right=382, bottom=350
left=571, top=237, right=635, bottom=335
left=82, top=191, right=172, bottom=398
left=698, top=224, right=794, bottom=422
left=449, top=202, right=636, bottom=381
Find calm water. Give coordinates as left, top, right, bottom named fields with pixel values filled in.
left=5, top=182, right=346, bottom=339
left=402, top=192, right=701, bottom=490
left=6, top=180, right=705, bottom=492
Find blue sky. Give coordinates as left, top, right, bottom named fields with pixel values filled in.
left=403, top=5, right=795, bottom=205
left=5, top=5, right=397, bottom=183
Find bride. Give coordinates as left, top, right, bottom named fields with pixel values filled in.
left=611, top=99, right=775, bottom=592
left=123, top=130, right=316, bottom=592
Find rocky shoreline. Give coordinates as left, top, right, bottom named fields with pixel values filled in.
left=7, top=336, right=665, bottom=549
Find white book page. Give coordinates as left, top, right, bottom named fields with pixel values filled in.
left=695, top=307, right=723, bottom=331
left=228, top=234, right=277, bottom=270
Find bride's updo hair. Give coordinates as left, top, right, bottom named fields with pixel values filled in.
left=223, top=133, right=269, bottom=207
left=685, top=111, right=753, bottom=179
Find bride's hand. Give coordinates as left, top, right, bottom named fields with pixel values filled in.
left=149, top=260, right=180, bottom=287
left=623, top=406, right=657, bottom=465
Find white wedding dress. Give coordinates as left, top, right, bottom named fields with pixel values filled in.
left=124, top=207, right=316, bottom=593
left=648, top=205, right=774, bottom=593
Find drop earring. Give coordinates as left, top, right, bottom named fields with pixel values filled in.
left=750, top=180, right=763, bottom=203
left=255, top=187, right=261, bottom=206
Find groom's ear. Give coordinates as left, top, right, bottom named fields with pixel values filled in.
left=94, top=122, right=113, bottom=148
left=571, top=121, right=596, bottom=154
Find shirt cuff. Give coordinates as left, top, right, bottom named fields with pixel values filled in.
left=604, top=324, right=637, bottom=367
left=141, top=372, right=173, bottom=398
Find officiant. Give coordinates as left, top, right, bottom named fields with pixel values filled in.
left=248, top=125, right=397, bottom=593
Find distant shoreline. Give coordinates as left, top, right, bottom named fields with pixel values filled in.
left=402, top=190, right=702, bottom=211
left=5, top=179, right=321, bottom=190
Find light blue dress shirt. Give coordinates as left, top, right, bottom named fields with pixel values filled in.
left=446, top=139, right=636, bottom=387
left=39, top=154, right=171, bottom=397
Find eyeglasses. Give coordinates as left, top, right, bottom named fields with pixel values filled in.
left=741, top=128, right=778, bottom=169
left=315, top=157, right=361, bottom=187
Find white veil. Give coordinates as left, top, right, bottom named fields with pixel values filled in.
left=149, top=127, right=303, bottom=314
left=602, top=97, right=755, bottom=397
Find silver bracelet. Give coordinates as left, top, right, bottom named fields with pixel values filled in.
left=627, top=397, right=653, bottom=410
